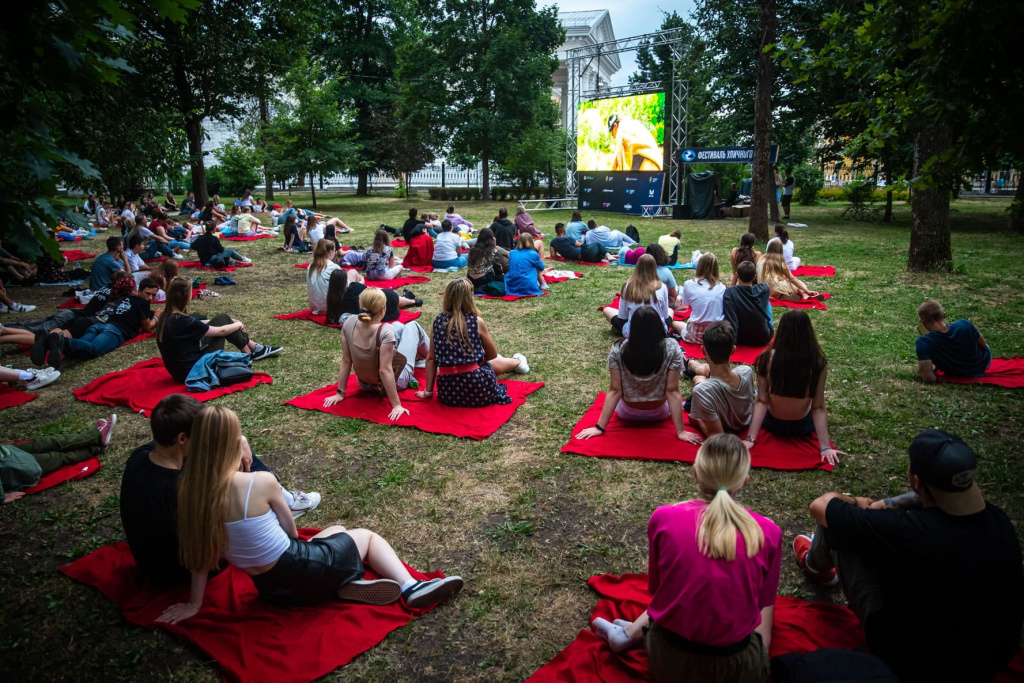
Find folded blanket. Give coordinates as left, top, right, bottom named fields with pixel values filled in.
left=274, top=309, right=421, bottom=329
left=545, top=255, right=610, bottom=267
left=560, top=392, right=834, bottom=471
left=61, top=249, right=97, bottom=261
left=544, top=270, right=583, bottom=283
left=286, top=369, right=544, bottom=440
left=601, top=295, right=691, bottom=321
left=679, top=340, right=766, bottom=364
left=74, top=357, right=272, bottom=417
left=0, top=384, right=39, bottom=411
left=60, top=531, right=448, bottom=683
left=791, top=265, right=836, bottom=277
left=178, top=260, right=254, bottom=272
left=390, top=238, right=408, bottom=247
left=363, top=275, right=430, bottom=290
left=771, top=292, right=830, bottom=310
left=24, top=457, right=101, bottom=495
left=221, top=234, right=273, bottom=241
left=937, top=357, right=1024, bottom=389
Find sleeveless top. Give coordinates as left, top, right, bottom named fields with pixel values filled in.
left=224, top=475, right=291, bottom=569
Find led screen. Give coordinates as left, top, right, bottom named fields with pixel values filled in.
left=577, top=92, right=665, bottom=172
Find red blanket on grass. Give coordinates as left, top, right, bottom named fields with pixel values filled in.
left=221, top=234, right=273, bottom=241
left=273, top=309, right=421, bottom=329
left=74, top=357, right=272, bottom=417
left=0, top=384, right=38, bottom=411
left=364, top=275, right=430, bottom=290
left=286, top=369, right=544, bottom=440
left=601, top=295, right=691, bottom=321
left=544, top=271, right=583, bottom=284
left=144, top=256, right=168, bottom=264
left=792, top=265, right=836, bottom=277
left=937, top=357, right=1024, bottom=389
left=390, top=238, right=408, bottom=247
left=60, top=531, right=448, bottom=683
left=546, top=255, right=610, bottom=267
left=405, top=264, right=435, bottom=273
left=771, top=293, right=830, bottom=310
left=178, top=260, right=253, bottom=272
left=61, top=249, right=97, bottom=261
left=24, top=458, right=101, bottom=495
left=680, top=340, right=767, bottom=364
left=560, top=392, right=834, bottom=471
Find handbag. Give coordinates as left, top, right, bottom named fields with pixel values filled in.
left=370, top=323, right=408, bottom=400
left=211, top=355, right=254, bottom=387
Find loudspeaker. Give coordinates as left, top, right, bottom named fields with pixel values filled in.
left=672, top=204, right=691, bottom=220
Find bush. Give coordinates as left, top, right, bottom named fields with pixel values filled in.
left=872, top=188, right=909, bottom=202
left=793, top=165, right=825, bottom=206
left=842, top=180, right=881, bottom=222
left=818, top=188, right=845, bottom=202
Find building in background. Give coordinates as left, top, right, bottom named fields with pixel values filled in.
left=553, top=10, right=620, bottom=128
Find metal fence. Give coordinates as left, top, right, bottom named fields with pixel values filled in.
left=318, top=163, right=485, bottom=190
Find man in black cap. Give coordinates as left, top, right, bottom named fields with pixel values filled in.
left=792, top=429, right=1023, bottom=683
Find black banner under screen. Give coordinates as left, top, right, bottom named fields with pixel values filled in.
left=578, top=172, right=665, bottom=216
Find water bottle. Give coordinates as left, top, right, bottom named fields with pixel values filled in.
left=408, top=377, right=420, bottom=390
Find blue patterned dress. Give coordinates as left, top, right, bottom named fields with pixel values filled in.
left=432, top=313, right=512, bottom=407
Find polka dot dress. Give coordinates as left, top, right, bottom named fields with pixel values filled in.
left=432, top=313, right=512, bottom=408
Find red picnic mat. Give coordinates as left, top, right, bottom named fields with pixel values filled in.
left=560, top=392, right=834, bottom=471
left=390, top=238, right=408, bottom=247
left=178, top=260, right=254, bottom=272
left=24, top=458, right=102, bottom=495
left=0, top=384, right=39, bottom=411
left=143, top=256, right=168, bottom=264
left=61, top=249, right=97, bottom=261
left=679, top=340, right=767, bottom=364
left=59, top=530, right=449, bottom=683
left=405, top=265, right=435, bottom=273
left=792, top=265, right=836, bottom=277
left=364, top=275, right=430, bottom=290
left=273, top=309, right=421, bottom=329
left=73, top=357, right=272, bottom=417
left=771, top=292, right=830, bottom=310
left=286, top=368, right=544, bottom=440
left=937, top=357, right=1024, bottom=389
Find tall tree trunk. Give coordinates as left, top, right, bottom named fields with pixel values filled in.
left=185, top=116, right=208, bottom=207
left=260, top=94, right=274, bottom=201
left=1010, top=180, right=1024, bottom=233
left=310, top=168, right=317, bottom=209
left=358, top=170, right=369, bottom=196
left=908, top=125, right=952, bottom=272
left=481, top=150, right=491, bottom=202
left=748, top=0, right=776, bottom=241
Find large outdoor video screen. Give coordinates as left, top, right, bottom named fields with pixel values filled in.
left=577, top=92, right=665, bottom=172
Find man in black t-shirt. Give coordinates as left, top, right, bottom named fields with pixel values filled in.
left=401, top=207, right=425, bottom=244
left=489, top=207, right=516, bottom=250
left=191, top=222, right=250, bottom=268
left=722, top=260, right=773, bottom=346
left=794, top=430, right=1024, bottom=683
left=120, top=395, right=323, bottom=587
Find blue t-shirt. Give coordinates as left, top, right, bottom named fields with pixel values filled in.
left=505, top=249, right=545, bottom=296
left=565, top=221, right=587, bottom=243
left=550, top=235, right=581, bottom=260
left=656, top=266, right=678, bottom=292
left=90, top=253, right=123, bottom=290
left=915, top=319, right=991, bottom=377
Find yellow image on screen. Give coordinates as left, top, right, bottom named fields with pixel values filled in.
left=577, top=92, right=665, bottom=172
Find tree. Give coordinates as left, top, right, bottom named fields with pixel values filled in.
left=491, top=99, right=564, bottom=193
left=748, top=0, right=777, bottom=240
left=214, top=139, right=264, bottom=197
left=398, top=0, right=564, bottom=200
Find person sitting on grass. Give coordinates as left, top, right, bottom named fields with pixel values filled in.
left=444, top=204, right=474, bottom=232
left=679, top=252, right=726, bottom=345
left=307, top=240, right=341, bottom=315
left=756, top=241, right=823, bottom=301
left=402, top=224, right=435, bottom=268
left=657, top=229, right=681, bottom=261
left=583, top=220, right=636, bottom=250
left=120, top=394, right=320, bottom=587
left=793, top=429, right=1023, bottom=683
left=414, top=278, right=529, bottom=408
left=89, top=236, right=130, bottom=291
left=723, top=260, right=773, bottom=347
left=565, top=211, right=588, bottom=243
left=513, top=206, right=544, bottom=240
left=729, top=232, right=762, bottom=286
left=163, top=191, right=178, bottom=212
left=592, top=433, right=781, bottom=683
left=549, top=222, right=613, bottom=264
left=488, top=207, right=517, bottom=251
left=323, top=269, right=422, bottom=327
left=603, top=254, right=684, bottom=337
left=431, top=219, right=468, bottom=270
left=575, top=306, right=696, bottom=444
left=1, top=416, right=116, bottom=505
left=504, top=234, right=548, bottom=296
left=466, top=227, right=509, bottom=295
left=744, top=310, right=843, bottom=465
left=157, top=405, right=463, bottom=623
left=282, top=214, right=310, bottom=253
left=124, top=217, right=182, bottom=262
left=0, top=281, right=36, bottom=314
left=192, top=222, right=252, bottom=269
left=645, top=244, right=684, bottom=311
left=322, top=287, right=429, bottom=422
left=237, top=206, right=277, bottom=237
left=400, top=207, right=425, bottom=243
left=0, top=365, right=60, bottom=394
left=683, top=321, right=755, bottom=437
left=0, top=238, right=38, bottom=284
left=125, top=234, right=157, bottom=284
left=365, top=229, right=404, bottom=281
left=156, top=277, right=282, bottom=384
left=915, top=299, right=991, bottom=383
left=767, top=224, right=800, bottom=272
left=615, top=245, right=645, bottom=265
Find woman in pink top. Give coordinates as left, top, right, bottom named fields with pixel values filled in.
left=593, top=433, right=781, bottom=683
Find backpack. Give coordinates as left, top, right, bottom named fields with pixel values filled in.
left=625, top=224, right=641, bottom=243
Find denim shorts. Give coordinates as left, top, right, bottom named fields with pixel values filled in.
left=251, top=533, right=364, bottom=606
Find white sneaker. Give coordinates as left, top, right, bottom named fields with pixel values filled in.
left=540, top=282, right=550, bottom=290
left=10, top=303, right=36, bottom=313
left=0, top=304, right=7, bottom=313
left=512, top=353, right=530, bottom=374
left=289, top=490, right=321, bottom=519
left=239, top=256, right=253, bottom=264
left=172, top=253, right=185, bottom=260
left=26, top=367, right=60, bottom=390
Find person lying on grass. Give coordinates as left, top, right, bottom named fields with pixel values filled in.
left=414, top=278, right=529, bottom=408
left=157, top=405, right=463, bottom=624
left=682, top=321, right=755, bottom=438
left=744, top=310, right=844, bottom=466
left=592, top=433, right=781, bottom=683
left=549, top=221, right=613, bottom=264
left=755, top=241, right=823, bottom=301
left=915, top=298, right=991, bottom=383
left=576, top=305, right=697, bottom=444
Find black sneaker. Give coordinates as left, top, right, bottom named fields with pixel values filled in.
left=250, top=345, right=283, bottom=362
left=45, top=332, right=67, bottom=370
left=402, top=289, right=417, bottom=300
left=30, top=330, right=48, bottom=366
left=401, top=576, right=464, bottom=609
left=681, top=356, right=697, bottom=381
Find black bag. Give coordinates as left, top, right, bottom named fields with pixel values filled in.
left=771, top=649, right=898, bottom=683
left=210, top=354, right=255, bottom=387
left=625, top=224, right=641, bottom=243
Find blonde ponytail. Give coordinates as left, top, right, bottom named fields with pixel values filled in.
left=694, top=433, right=764, bottom=561
left=357, top=287, right=386, bottom=323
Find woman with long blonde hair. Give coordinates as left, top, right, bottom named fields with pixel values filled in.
left=155, top=277, right=281, bottom=383
left=306, top=239, right=341, bottom=314
left=157, top=406, right=463, bottom=624
left=414, top=278, right=529, bottom=407
left=591, top=433, right=781, bottom=683
left=365, top=228, right=403, bottom=281
left=322, top=286, right=429, bottom=421
left=756, top=241, right=822, bottom=301
left=603, top=254, right=685, bottom=337
left=679, top=252, right=727, bottom=345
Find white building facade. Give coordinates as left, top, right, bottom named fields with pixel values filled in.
left=552, top=10, right=621, bottom=128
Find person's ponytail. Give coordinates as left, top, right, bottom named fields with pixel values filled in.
left=694, top=434, right=764, bottom=561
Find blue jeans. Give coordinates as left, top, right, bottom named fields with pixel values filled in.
left=206, top=250, right=244, bottom=268
left=427, top=228, right=438, bottom=238
left=431, top=255, right=468, bottom=269
left=143, top=241, right=174, bottom=260
left=67, top=323, right=126, bottom=359
left=276, top=208, right=296, bottom=226
left=168, top=239, right=191, bottom=250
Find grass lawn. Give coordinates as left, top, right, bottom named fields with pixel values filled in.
left=1, top=194, right=1021, bottom=682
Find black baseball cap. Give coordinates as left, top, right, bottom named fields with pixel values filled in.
left=909, top=429, right=985, bottom=516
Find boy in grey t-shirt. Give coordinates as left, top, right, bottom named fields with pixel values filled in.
left=685, top=321, right=755, bottom=434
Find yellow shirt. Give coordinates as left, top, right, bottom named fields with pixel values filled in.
left=612, top=119, right=664, bottom=172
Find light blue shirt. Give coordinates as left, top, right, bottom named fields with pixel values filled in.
left=90, top=253, right=124, bottom=290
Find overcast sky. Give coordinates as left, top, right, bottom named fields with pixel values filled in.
left=548, top=0, right=697, bottom=85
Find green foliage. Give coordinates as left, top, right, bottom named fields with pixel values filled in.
left=794, top=165, right=825, bottom=206
left=841, top=180, right=881, bottom=222
left=214, top=139, right=263, bottom=197
left=493, top=100, right=565, bottom=190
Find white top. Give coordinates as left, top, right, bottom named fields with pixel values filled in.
left=306, top=259, right=341, bottom=314
left=617, top=283, right=671, bottom=337
left=121, top=208, right=134, bottom=219
left=767, top=237, right=798, bottom=271
left=239, top=196, right=253, bottom=207
left=308, top=224, right=324, bottom=244
left=224, top=476, right=291, bottom=569
left=434, top=231, right=463, bottom=262
left=125, top=250, right=145, bottom=273
left=681, top=279, right=726, bottom=324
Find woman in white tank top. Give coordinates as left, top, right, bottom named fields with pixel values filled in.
left=157, top=406, right=463, bottom=624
